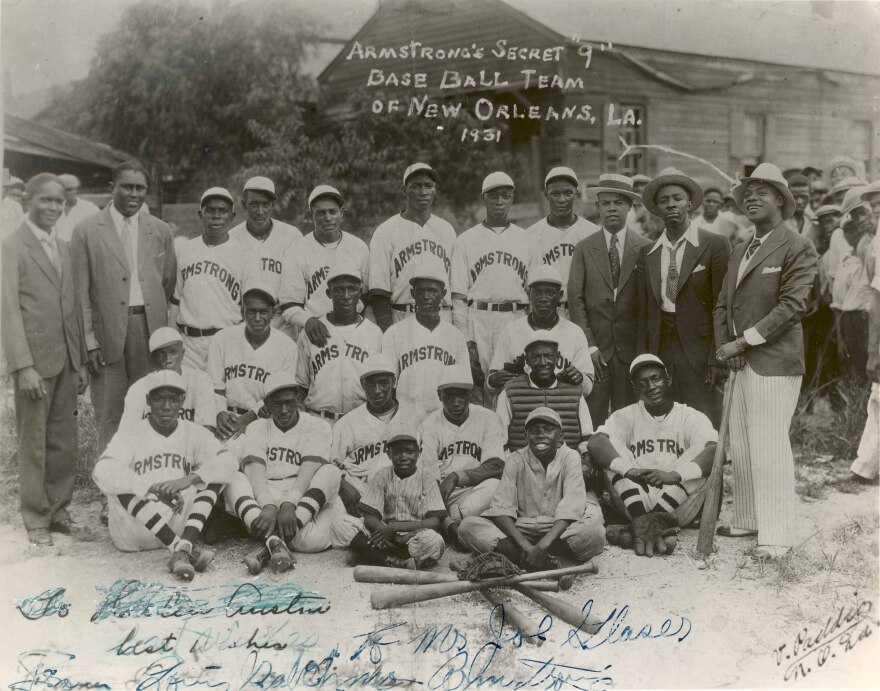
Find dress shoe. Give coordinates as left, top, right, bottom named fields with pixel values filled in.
left=27, top=528, right=53, bottom=546
left=49, top=519, right=76, bottom=535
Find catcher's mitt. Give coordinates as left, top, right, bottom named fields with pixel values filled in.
left=452, top=552, right=524, bottom=581
left=503, top=354, right=526, bottom=375
left=631, top=512, right=680, bottom=557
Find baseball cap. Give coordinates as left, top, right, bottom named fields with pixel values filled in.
left=437, top=366, right=473, bottom=392
left=815, top=204, right=842, bottom=218
left=523, top=330, right=559, bottom=352
left=386, top=417, right=419, bottom=446
left=308, top=184, right=344, bottom=208
left=839, top=186, right=870, bottom=218
left=148, top=327, right=183, bottom=353
left=525, top=406, right=562, bottom=429
left=403, top=163, right=437, bottom=186
left=482, top=171, right=515, bottom=194
left=326, top=261, right=362, bottom=284
left=242, top=278, right=278, bottom=304
left=243, top=176, right=276, bottom=199
left=860, top=180, right=880, bottom=201
left=409, top=262, right=447, bottom=287
left=629, top=353, right=667, bottom=379
left=146, top=370, right=186, bottom=396
left=200, top=187, right=235, bottom=208
left=632, top=173, right=652, bottom=185
left=263, top=372, right=298, bottom=400
left=4, top=176, right=24, bottom=189
left=544, top=166, right=578, bottom=188
left=811, top=180, right=829, bottom=193
left=527, top=265, right=563, bottom=288
left=360, top=353, right=396, bottom=381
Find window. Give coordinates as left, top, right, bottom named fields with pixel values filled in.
left=849, top=120, right=872, bottom=175
left=742, top=114, right=765, bottom=176
left=617, top=105, right=646, bottom=176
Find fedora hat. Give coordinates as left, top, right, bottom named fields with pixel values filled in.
left=641, top=167, right=703, bottom=217
left=731, top=163, right=796, bottom=220
left=587, top=173, right=641, bottom=203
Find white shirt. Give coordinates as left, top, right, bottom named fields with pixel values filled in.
left=25, top=219, right=61, bottom=273
left=603, top=227, right=627, bottom=259
left=56, top=197, right=100, bottom=242
left=109, top=204, right=144, bottom=306
left=647, top=221, right=700, bottom=313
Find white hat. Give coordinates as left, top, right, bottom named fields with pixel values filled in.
left=403, top=163, right=437, bottom=185
left=386, top=417, right=419, bottom=446
left=308, top=184, right=344, bottom=208
left=527, top=265, right=563, bottom=288
left=4, top=176, right=24, bottom=189
left=326, top=261, right=362, bottom=284
left=200, top=187, right=235, bottom=207
left=586, top=173, right=640, bottom=203
left=525, top=406, right=562, bottom=429
left=148, top=327, right=183, bottom=353
left=523, top=330, right=559, bottom=351
left=629, top=353, right=667, bottom=379
left=263, top=372, right=298, bottom=400
left=482, top=171, right=515, bottom=194
left=409, top=262, right=447, bottom=287
left=437, top=366, right=473, bottom=392
left=814, top=204, right=842, bottom=218
left=360, top=353, right=396, bottom=381
left=544, top=167, right=578, bottom=188
left=730, top=163, right=796, bottom=220
left=641, top=167, right=703, bottom=216
left=859, top=179, right=880, bottom=201
left=840, top=186, right=870, bottom=217
left=145, top=369, right=186, bottom=395
left=242, top=278, right=278, bottom=303
left=243, top=176, right=276, bottom=198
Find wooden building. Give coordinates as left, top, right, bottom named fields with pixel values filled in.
left=318, top=0, right=880, bottom=221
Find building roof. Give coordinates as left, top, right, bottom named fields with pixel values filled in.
left=4, top=112, right=134, bottom=168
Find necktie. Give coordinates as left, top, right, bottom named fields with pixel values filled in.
left=665, top=239, right=683, bottom=304
left=609, top=233, right=621, bottom=287
left=121, top=216, right=135, bottom=271
left=41, top=235, right=61, bottom=277
left=744, top=237, right=761, bottom=263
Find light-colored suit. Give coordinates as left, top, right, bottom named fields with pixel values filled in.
left=714, top=224, right=817, bottom=547
left=71, top=206, right=176, bottom=452
left=2, top=224, right=84, bottom=529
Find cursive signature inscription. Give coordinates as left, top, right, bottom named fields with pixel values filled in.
left=9, top=650, right=109, bottom=691
left=17, top=587, right=70, bottom=620
left=773, top=598, right=875, bottom=682
left=563, top=600, right=691, bottom=651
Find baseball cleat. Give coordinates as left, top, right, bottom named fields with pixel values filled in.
left=169, top=549, right=195, bottom=581
left=190, top=545, right=215, bottom=572
left=243, top=545, right=271, bottom=575
left=267, top=536, right=295, bottom=573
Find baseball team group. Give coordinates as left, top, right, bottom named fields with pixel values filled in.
left=2, top=153, right=878, bottom=581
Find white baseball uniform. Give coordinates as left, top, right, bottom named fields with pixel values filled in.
left=381, top=316, right=470, bottom=421
left=369, top=213, right=456, bottom=321
left=279, top=231, right=370, bottom=332
left=173, top=235, right=254, bottom=370
left=230, top=220, right=302, bottom=340
left=526, top=216, right=599, bottom=319
left=450, top=222, right=531, bottom=373
left=295, top=316, right=383, bottom=418
left=489, top=315, right=594, bottom=394
left=120, top=366, right=216, bottom=430
left=92, top=419, right=237, bottom=551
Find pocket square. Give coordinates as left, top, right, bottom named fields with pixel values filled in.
left=692, top=264, right=706, bottom=273
left=762, top=266, right=781, bottom=274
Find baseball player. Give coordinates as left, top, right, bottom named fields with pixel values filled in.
left=349, top=418, right=447, bottom=569
left=527, top=167, right=599, bottom=320
left=225, top=372, right=360, bottom=574
left=92, top=370, right=237, bottom=580
left=419, top=367, right=506, bottom=544
left=230, top=176, right=302, bottom=340
left=451, top=172, right=532, bottom=400
left=279, top=185, right=370, bottom=345
left=369, top=163, right=456, bottom=330
left=207, top=282, right=297, bottom=447
left=488, top=265, right=593, bottom=396
left=332, top=353, right=419, bottom=515
left=295, top=262, right=382, bottom=422
left=171, top=187, right=254, bottom=370
left=120, top=327, right=216, bottom=432
left=382, top=263, right=471, bottom=421
left=587, top=353, right=718, bottom=553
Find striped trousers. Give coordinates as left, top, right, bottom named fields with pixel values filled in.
left=729, top=363, right=800, bottom=547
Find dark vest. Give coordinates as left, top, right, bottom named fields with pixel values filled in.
left=504, top=374, right=583, bottom=451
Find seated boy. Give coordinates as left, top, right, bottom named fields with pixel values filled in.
left=458, top=407, right=605, bottom=570
left=349, top=420, right=447, bottom=569
left=92, top=370, right=237, bottom=580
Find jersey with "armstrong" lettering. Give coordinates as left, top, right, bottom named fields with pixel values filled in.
left=207, top=324, right=297, bottom=412
left=451, top=222, right=531, bottom=303
left=173, top=236, right=254, bottom=329
left=418, top=404, right=506, bottom=483
left=332, top=404, right=418, bottom=482
left=242, top=414, right=331, bottom=481
left=295, top=316, right=383, bottom=415
left=381, top=316, right=470, bottom=421
left=120, top=366, right=216, bottom=431
left=368, top=213, right=456, bottom=306
left=527, top=216, right=599, bottom=304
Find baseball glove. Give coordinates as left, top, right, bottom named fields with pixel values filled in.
left=631, top=512, right=680, bottom=557
left=452, top=552, right=524, bottom=581
left=503, top=354, right=526, bottom=374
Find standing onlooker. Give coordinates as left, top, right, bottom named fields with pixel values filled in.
left=810, top=180, right=828, bottom=213
left=692, top=187, right=739, bottom=242
left=55, top=174, right=100, bottom=242
left=1, top=176, right=25, bottom=239
left=72, top=160, right=176, bottom=462
left=714, top=163, right=817, bottom=560
left=2, top=174, right=88, bottom=545
left=787, top=175, right=819, bottom=247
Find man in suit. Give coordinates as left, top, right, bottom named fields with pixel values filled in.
left=72, top=160, right=176, bottom=474
left=569, top=174, right=650, bottom=426
left=637, top=168, right=730, bottom=424
left=2, top=174, right=88, bottom=545
left=715, top=163, right=818, bottom=560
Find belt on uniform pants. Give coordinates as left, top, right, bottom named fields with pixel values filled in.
left=307, top=408, right=342, bottom=422
left=178, top=324, right=221, bottom=337
left=469, top=301, right=528, bottom=312
left=228, top=406, right=250, bottom=415
left=129, top=305, right=146, bottom=315
left=392, top=304, right=452, bottom=312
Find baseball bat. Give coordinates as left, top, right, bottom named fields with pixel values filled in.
left=370, top=561, right=597, bottom=609
left=696, top=369, right=737, bottom=556
left=513, top=584, right=604, bottom=634
left=481, top=589, right=544, bottom=647
left=353, top=565, right=561, bottom=591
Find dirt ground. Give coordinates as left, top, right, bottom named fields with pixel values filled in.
left=1, top=472, right=878, bottom=690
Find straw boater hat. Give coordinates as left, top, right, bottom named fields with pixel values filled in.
left=587, top=173, right=641, bottom=203
left=731, top=163, right=796, bottom=220
left=641, top=167, right=703, bottom=217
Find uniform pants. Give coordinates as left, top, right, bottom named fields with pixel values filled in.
left=658, top=314, right=719, bottom=425
left=586, top=351, right=633, bottom=427
left=107, top=486, right=198, bottom=552
left=469, top=308, right=526, bottom=405
left=458, top=504, right=605, bottom=563
left=181, top=333, right=213, bottom=373
left=15, top=358, right=78, bottom=530
left=604, top=470, right=706, bottom=526
left=729, top=363, right=800, bottom=547
left=850, top=383, right=879, bottom=480
left=350, top=528, right=445, bottom=565
left=839, top=310, right=870, bottom=381
left=446, top=479, right=500, bottom=523
left=90, top=312, right=151, bottom=454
